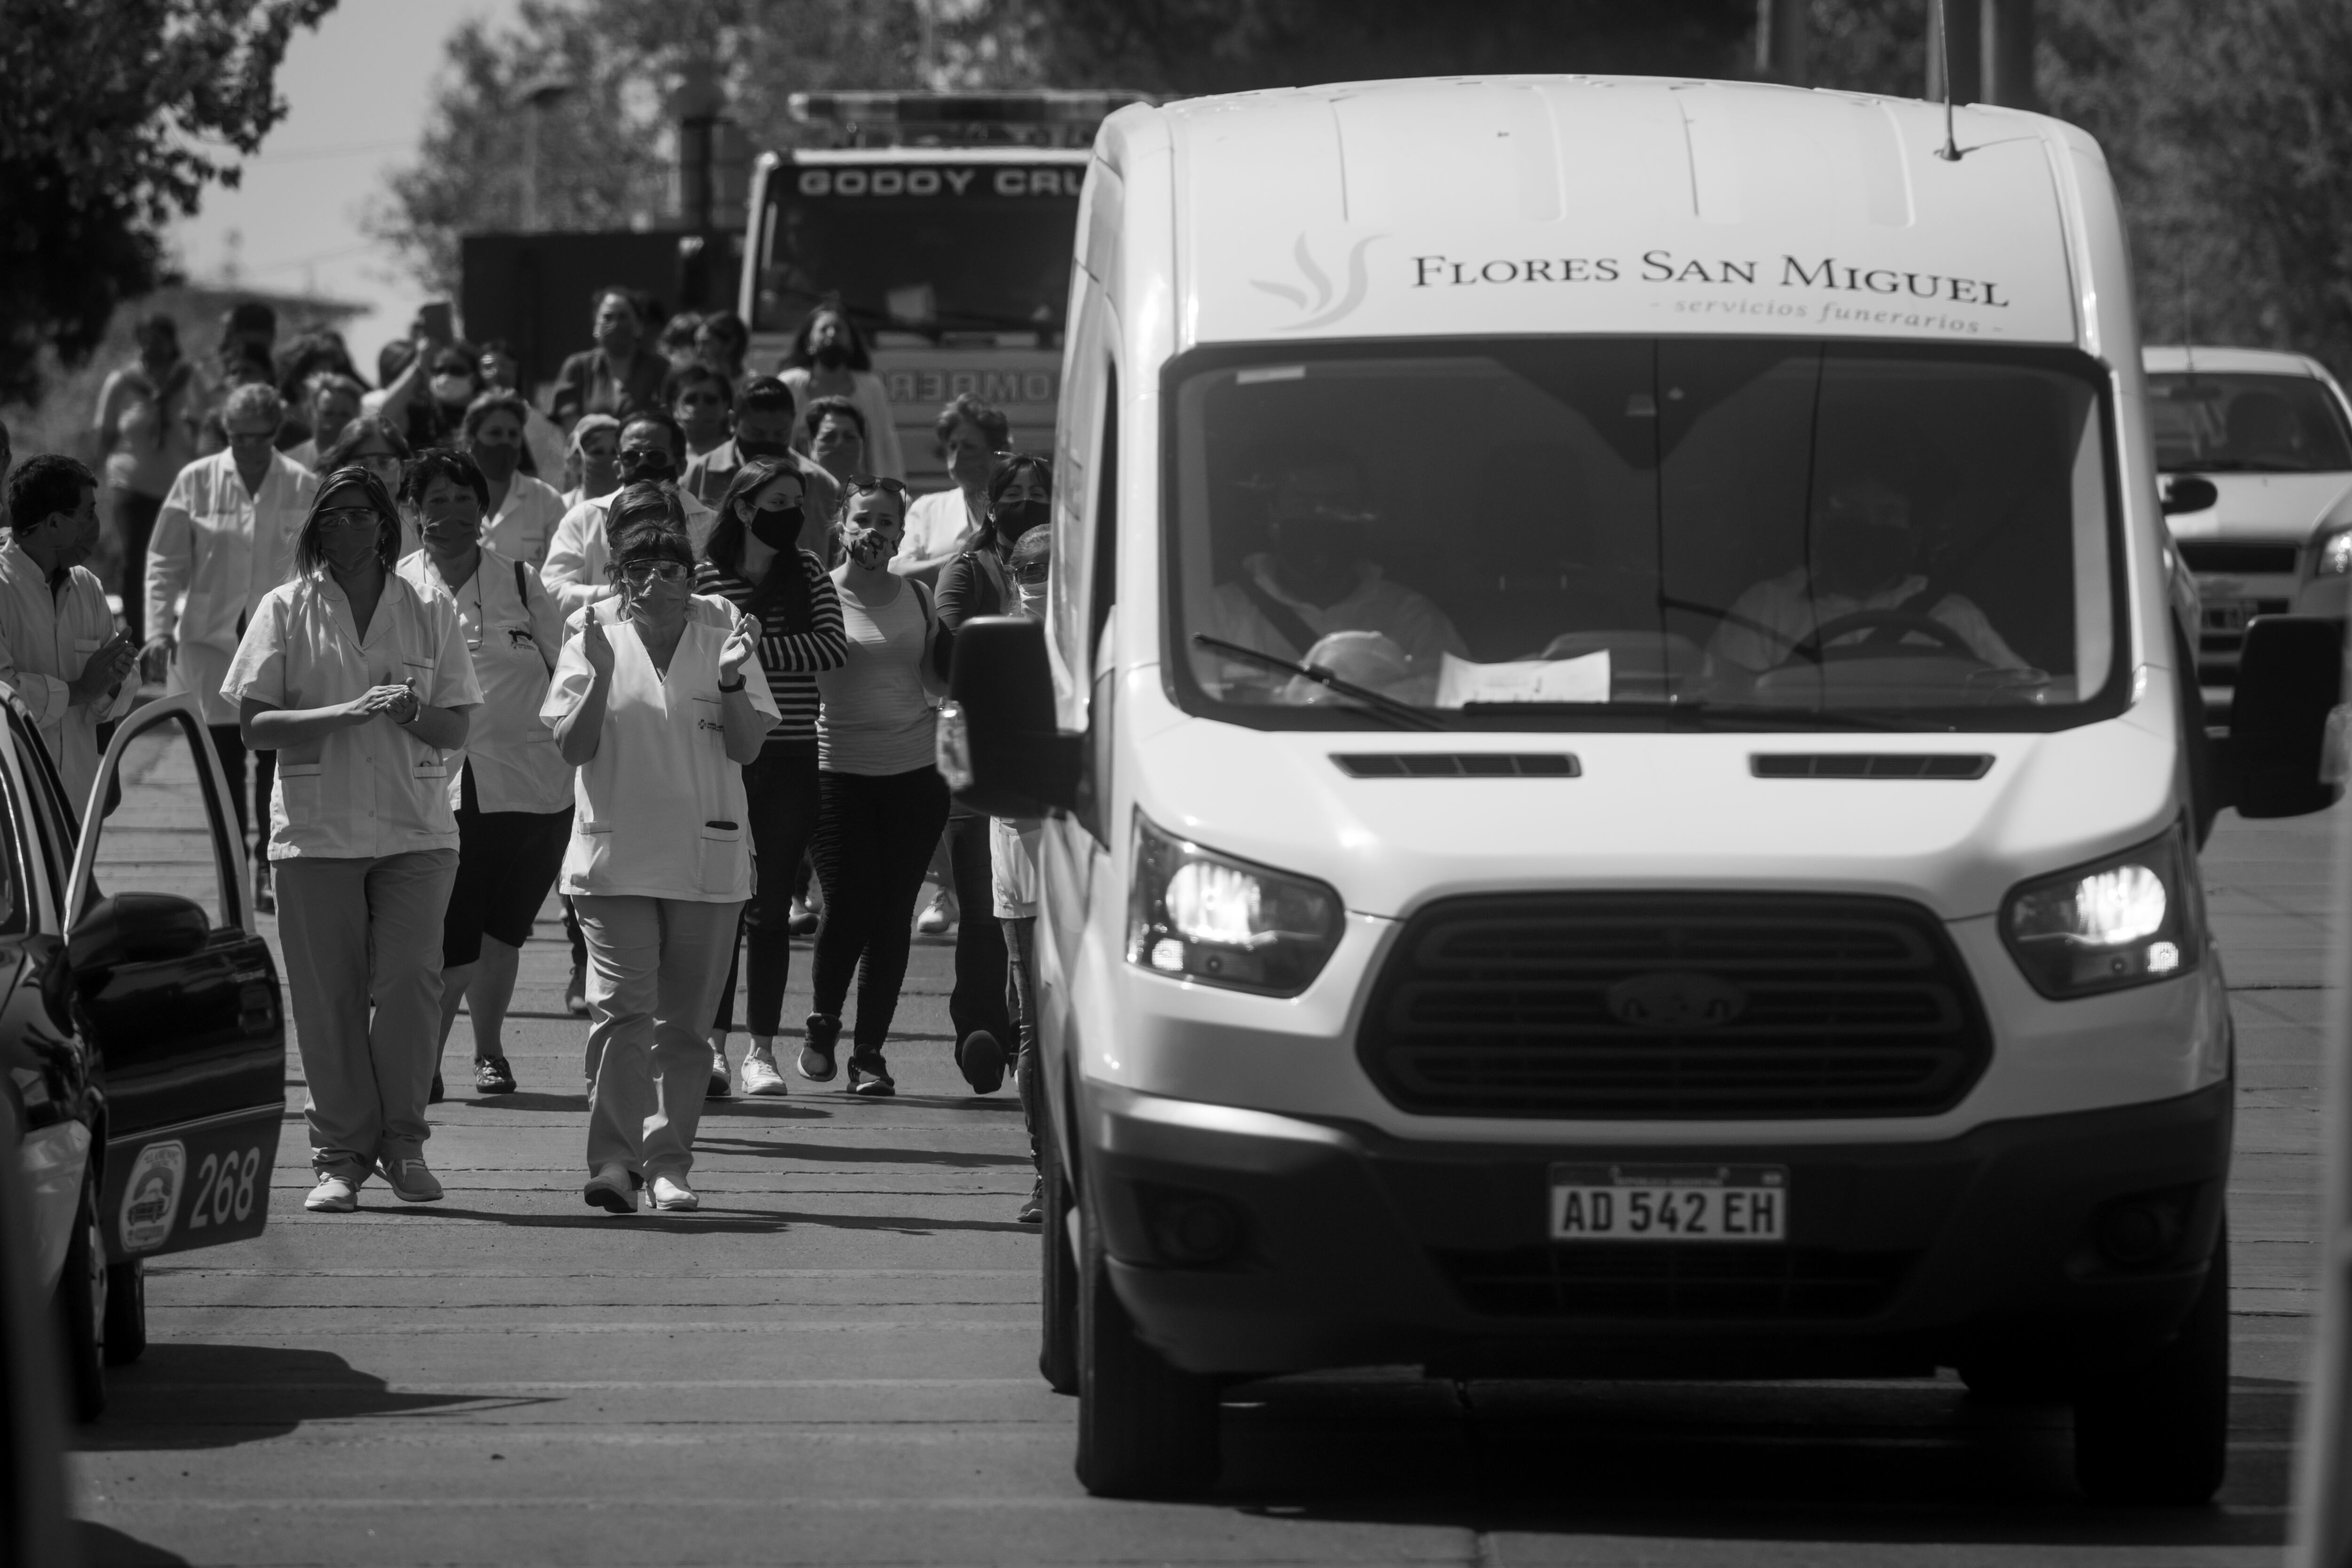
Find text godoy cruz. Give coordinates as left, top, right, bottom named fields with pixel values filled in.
left=1410, top=249, right=2009, bottom=333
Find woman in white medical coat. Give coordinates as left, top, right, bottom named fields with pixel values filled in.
left=543, top=485, right=775, bottom=1214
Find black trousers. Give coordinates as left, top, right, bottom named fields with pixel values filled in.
left=810, top=767, right=950, bottom=1051
left=1004, top=915, right=1041, bottom=1167
left=111, top=489, right=162, bottom=646
left=712, top=747, right=823, bottom=1037
left=946, top=811, right=1011, bottom=1055
left=206, top=724, right=275, bottom=853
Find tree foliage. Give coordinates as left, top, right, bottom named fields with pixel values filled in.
left=0, top=0, right=337, bottom=404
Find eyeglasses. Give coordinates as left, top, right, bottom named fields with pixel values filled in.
left=619, top=559, right=691, bottom=585
left=1011, top=560, right=1052, bottom=586
left=316, top=507, right=381, bottom=533
left=847, top=475, right=912, bottom=499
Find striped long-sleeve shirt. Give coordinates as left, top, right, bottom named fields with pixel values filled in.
left=695, top=552, right=846, bottom=748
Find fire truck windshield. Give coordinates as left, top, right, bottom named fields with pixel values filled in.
left=752, top=162, right=1082, bottom=342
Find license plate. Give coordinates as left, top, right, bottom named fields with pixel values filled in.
left=1549, top=1163, right=1788, bottom=1243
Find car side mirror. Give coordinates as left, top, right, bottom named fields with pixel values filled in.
left=2161, top=476, right=2219, bottom=516
left=937, top=616, right=1081, bottom=819
left=67, top=892, right=210, bottom=979
left=2226, top=614, right=2345, bottom=819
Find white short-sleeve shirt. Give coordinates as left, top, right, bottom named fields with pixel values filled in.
left=397, top=547, right=572, bottom=816
left=222, top=570, right=485, bottom=861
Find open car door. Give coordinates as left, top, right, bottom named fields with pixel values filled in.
left=56, top=694, right=284, bottom=1265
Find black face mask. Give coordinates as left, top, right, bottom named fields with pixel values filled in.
left=993, top=499, right=1049, bottom=543
left=748, top=506, right=803, bottom=550
left=736, top=438, right=791, bottom=459
left=813, top=343, right=849, bottom=370
left=618, top=447, right=676, bottom=483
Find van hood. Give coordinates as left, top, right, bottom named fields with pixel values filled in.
left=1129, top=707, right=2179, bottom=924
left=2164, top=472, right=2352, bottom=543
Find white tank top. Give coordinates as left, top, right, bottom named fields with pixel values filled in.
left=817, top=580, right=936, bottom=775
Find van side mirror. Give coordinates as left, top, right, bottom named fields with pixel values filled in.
left=937, top=616, right=1081, bottom=819
left=68, top=892, right=210, bottom=979
left=2226, top=614, right=2344, bottom=819
left=2161, top=477, right=2218, bottom=516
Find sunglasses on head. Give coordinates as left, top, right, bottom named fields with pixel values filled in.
left=848, top=475, right=912, bottom=499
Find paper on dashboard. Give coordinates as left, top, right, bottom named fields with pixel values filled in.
left=1434, top=649, right=1612, bottom=708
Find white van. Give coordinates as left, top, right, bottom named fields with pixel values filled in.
left=938, top=76, right=2344, bottom=1505
left=2140, top=345, right=2352, bottom=717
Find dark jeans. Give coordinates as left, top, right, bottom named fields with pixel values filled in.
left=713, top=746, right=822, bottom=1036
left=1004, top=915, right=1041, bottom=1167
left=111, top=489, right=162, bottom=645
left=206, top=724, right=275, bottom=854
left=810, top=767, right=950, bottom=1051
left=946, top=811, right=1010, bottom=1056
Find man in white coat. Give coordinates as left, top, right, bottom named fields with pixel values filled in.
left=0, top=457, right=139, bottom=808
left=143, top=382, right=320, bottom=911
left=541, top=410, right=715, bottom=616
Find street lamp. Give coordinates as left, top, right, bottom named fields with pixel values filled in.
left=514, top=73, right=577, bottom=232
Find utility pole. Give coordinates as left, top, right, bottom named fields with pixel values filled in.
left=515, top=74, right=577, bottom=232
left=1980, top=0, right=2037, bottom=111
left=1926, top=0, right=1984, bottom=104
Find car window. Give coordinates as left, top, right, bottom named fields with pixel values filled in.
left=79, top=716, right=231, bottom=933
left=2149, top=372, right=2352, bottom=473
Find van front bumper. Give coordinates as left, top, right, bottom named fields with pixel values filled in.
left=1080, top=1080, right=2230, bottom=1380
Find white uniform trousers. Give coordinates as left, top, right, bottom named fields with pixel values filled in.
left=577, top=894, right=742, bottom=1181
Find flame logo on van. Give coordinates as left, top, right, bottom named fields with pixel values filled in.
left=1252, top=234, right=1381, bottom=330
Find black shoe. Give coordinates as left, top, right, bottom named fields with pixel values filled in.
left=428, top=1070, right=445, bottom=1104
left=847, top=1049, right=895, bottom=1097
left=796, top=1012, right=842, bottom=1082
left=565, top=959, right=589, bottom=1019
left=958, top=1029, right=1007, bottom=1095
left=252, top=860, right=275, bottom=917
left=474, top=1055, right=516, bottom=1095
left=1017, top=1177, right=1044, bottom=1225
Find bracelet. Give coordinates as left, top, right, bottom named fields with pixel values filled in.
left=718, top=676, right=746, bottom=693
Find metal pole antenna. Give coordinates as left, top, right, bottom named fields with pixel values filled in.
left=1935, top=0, right=1961, bottom=161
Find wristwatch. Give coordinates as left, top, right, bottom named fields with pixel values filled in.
left=718, top=676, right=747, bottom=693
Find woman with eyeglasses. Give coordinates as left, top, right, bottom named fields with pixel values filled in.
left=222, top=466, right=482, bottom=1213
left=397, top=450, right=571, bottom=1100
left=925, top=454, right=1053, bottom=1099
left=544, top=485, right=775, bottom=1213
left=801, top=476, right=947, bottom=1096
left=318, top=416, right=419, bottom=557
left=694, top=458, right=846, bottom=1095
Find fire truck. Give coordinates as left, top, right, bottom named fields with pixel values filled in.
left=739, top=90, right=1148, bottom=486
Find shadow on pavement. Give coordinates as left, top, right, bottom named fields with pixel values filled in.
left=1199, top=1371, right=2296, bottom=1547
left=77, top=1521, right=191, bottom=1566
left=693, top=1133, right=1031, bottom=1169
left=77, top=1343, right=510, bottom=1452
left=373, top=1203, right=796, bottom=1234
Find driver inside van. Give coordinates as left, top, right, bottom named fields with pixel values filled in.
left=1708, top=468, right=2029, bottom=675
left=1202, top=443, right=1465, bottom=694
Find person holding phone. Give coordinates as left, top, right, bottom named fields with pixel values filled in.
left=544, top=485, right=775, bottom=1213
left=223, top=466, right=482, bottom=1213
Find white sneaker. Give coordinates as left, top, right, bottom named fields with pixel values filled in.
left=740, top=1043, right=788, bottom=1096
left=650, top=1174, right=699, bottom=1211
left=916, top=890, right=956, bottom=935
left=304, top=1174, right=359, bottom=1212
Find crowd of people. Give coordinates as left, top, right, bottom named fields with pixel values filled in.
left=0, top=286, right=1053, bottom=1222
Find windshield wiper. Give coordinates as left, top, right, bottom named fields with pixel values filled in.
left=1192, top=636, right=1446, bottom=731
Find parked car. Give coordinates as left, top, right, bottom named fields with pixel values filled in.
left=2144, top=345, right=2352, bottom=721
left=6, top=690, right=284, bottom=1421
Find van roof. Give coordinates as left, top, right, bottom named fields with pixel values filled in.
left=1110, top=76, right=2096, bottom=352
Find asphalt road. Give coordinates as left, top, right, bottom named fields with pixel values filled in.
left=68, top=732, right=2335, bottom=1566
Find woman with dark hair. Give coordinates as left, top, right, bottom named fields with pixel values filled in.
left=319, top=415, right=418, bottom=557
left=778, top=299, right=904, bottom=480
left=552, top=287, right=669, bottom=423
left=397, top=450, right=570, bottom=1098
left=801, top=477, right=947, bottom=1096
left=222, top=466, right=482, bottom=1212
left=93, top=312, right=203, bottom=645
left=803, top=395, right=868, bottom=495
left=928, top=454, right=1052, bottom=1097
left=695, top=458, right=846, bottom=1095
left=696, top=310, right=749, bottom=391
left=544, top=486, right=774, bottom=1211
left=464, top=391, right=566, bottom=567
left=896, top=394, right=1009, bottom=586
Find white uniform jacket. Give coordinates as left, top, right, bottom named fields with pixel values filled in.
left=540, top=595, right=780, bottom=904
left=482, top=473, right=569, bottom=570
left=540, top=489, right=718, bottom=618
left=397, top=548, right=572, bottom=815
left=0, top=541, right=136, bottom=807
left=148, top=449, right=319, bottom=724
left=222, top=570, right=484, bottom=861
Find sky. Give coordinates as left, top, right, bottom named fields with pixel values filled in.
left=168, top=0, right=527, bottom=372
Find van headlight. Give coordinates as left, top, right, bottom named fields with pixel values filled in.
left=2317, top=528, right=2352, bottom=577
left=1127, top=813, right=1342, bottom=995
left=2000, top=823, right=2203, bottom=998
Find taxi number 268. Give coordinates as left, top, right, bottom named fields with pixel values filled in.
left=187, top=1146, right=263, bottom=1230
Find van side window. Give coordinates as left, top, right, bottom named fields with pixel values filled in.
left=1078, top=365, right=1119, bottom=845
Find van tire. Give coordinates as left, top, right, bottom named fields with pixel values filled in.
left=2072, top=1225, right=2229, bottom=1505
left=1038, top=1134, right=1079, bottom=1395
left=1074, top=1202, right=1220, bottom=1497
left=54, top=1170, right=107, bottom=1422
left=103, top=1258, right=146, bottom=1366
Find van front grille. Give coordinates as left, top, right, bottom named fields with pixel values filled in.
left=1433, top=1242, right=1916, bottom=1320
left=1357, top=893, right=1990, bottom=1118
